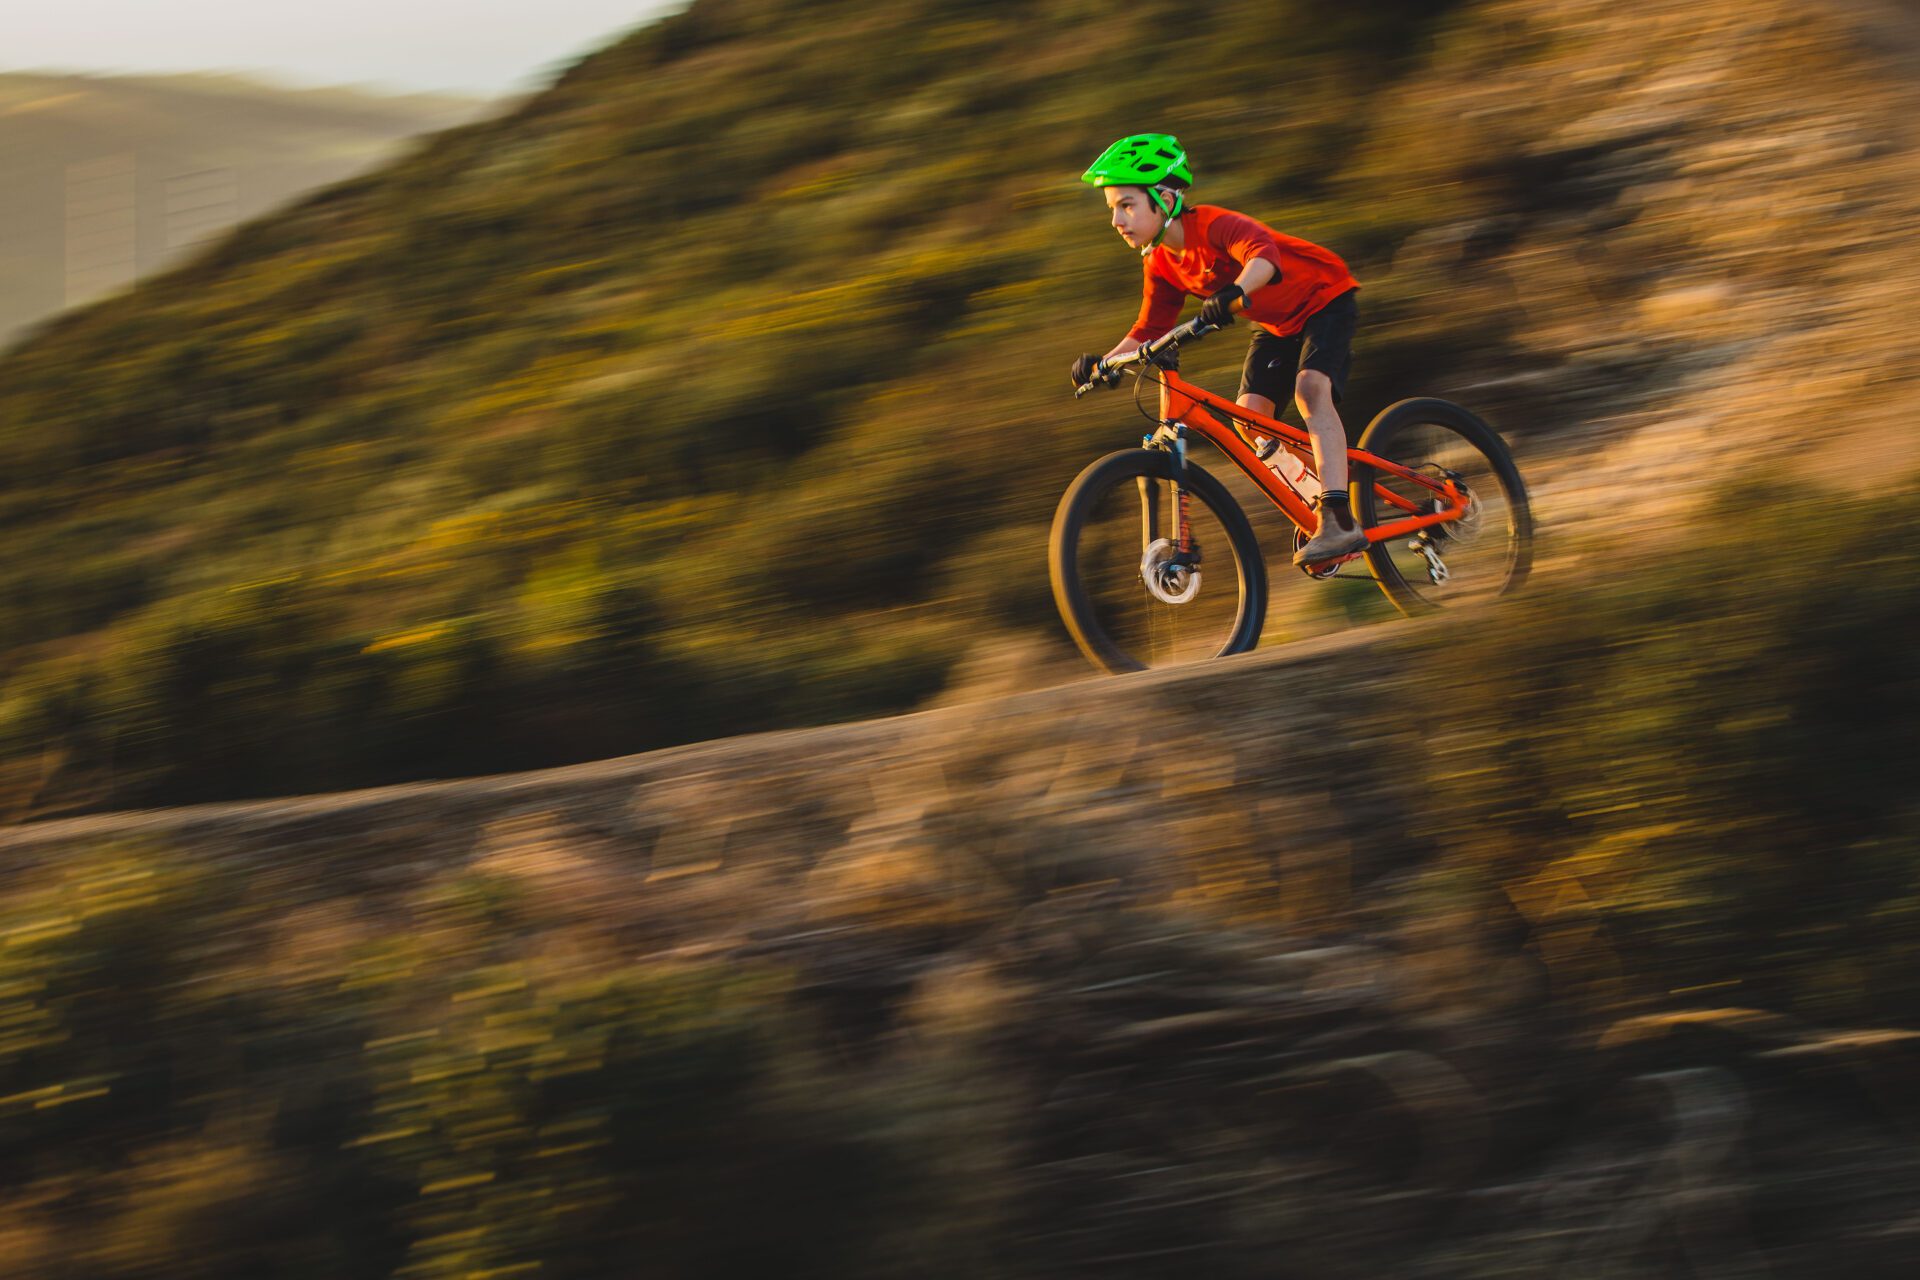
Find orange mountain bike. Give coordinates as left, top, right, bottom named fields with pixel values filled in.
left=1051, top=315, right=1533, bottom=674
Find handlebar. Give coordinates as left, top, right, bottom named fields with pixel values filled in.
left=1072, top=315, right=1221, bottom=398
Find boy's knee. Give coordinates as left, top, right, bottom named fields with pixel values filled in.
left=1295, top=369, right=1334, bottom=411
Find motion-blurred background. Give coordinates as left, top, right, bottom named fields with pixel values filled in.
left=0, top=0, right=1916, bottom=1275
left=0, top=73, right=487, bottom=353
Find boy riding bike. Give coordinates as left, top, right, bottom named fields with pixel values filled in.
left=1071, top=133, right=1365, bottom=566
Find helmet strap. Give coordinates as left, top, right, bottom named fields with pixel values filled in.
left=1139, top=186, right=1185, bottom=257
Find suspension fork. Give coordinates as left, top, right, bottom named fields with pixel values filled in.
left=1136, top=423, right=1194, bottom=556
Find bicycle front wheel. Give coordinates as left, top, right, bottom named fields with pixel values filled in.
left=1049, top=448, right=1267, bottom=675
left=1353, top=398, right=1533, bottom=615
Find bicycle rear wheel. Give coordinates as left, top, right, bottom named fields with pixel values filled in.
left=1353, top=398, right=1533, bottom=614
left=1050, top=448, right=1267, bottom=674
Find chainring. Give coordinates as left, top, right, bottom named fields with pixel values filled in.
left=1293, top=528, right=1363, bottom=579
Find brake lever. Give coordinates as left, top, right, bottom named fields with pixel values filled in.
left=1073, top=359, right=1122, bottom=398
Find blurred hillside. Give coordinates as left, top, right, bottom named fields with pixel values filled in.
left=2, top=497, right=1914, bottom=1274
left=0, top=0, right=1916, bottom=819
left=0, top=72, right=488, bottom=352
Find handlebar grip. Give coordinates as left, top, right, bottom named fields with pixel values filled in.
left=1073, top=358, right=1117, bottom=398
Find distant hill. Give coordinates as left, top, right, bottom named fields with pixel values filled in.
left=0, top=72, right=488, bottom=350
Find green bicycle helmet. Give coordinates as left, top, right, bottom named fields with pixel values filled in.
left=1081, top=133, right=1193, bottom=253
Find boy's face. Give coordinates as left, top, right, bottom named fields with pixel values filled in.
left=1104, top=185, right=1165, bottom=251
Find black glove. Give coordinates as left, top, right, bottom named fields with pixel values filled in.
left=1071, top=353, right=1107, bottom=389
left=1199, top=284, right=1245, bottom=329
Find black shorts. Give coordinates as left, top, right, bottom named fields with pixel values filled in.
left=1237, top=288, right=1358, bottom=408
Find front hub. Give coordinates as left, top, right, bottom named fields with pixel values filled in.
left=1140, top=537, right=1201, bottom=604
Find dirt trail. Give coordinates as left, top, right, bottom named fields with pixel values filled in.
left=0, top=623, right=1385, bottom=870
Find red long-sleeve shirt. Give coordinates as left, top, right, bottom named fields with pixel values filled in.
left=1126, top=204, right=1358, bottom=342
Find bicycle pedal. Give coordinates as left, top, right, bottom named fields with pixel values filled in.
left=1298, top=548, right=1366, bottom=579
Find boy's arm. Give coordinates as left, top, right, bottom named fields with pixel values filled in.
left=1202, top=255, right=1278, bottom=327
left=1208, top=211, right=1285, bottom=303
left=1232, top=256, right=1277, bottom=298
left=1125, top=258, right=1185, bottom=344
left=1108, top=262, right=1184, bottom=416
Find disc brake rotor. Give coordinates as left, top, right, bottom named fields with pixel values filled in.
left=1139, top=537, right=1201, bottom=604
left=1428, top=478, right=1481, bottom=544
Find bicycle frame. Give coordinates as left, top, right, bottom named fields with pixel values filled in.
left=1143, top=364, right=1471, bottom=545
left=1082, top=314, right=1466, bottom=556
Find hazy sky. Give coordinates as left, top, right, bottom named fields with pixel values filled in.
left=6, top=1, right=676, bottom=96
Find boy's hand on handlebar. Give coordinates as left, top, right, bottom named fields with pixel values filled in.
left=1199, top=284, right=1244, bottom=329
left=1071, top=353, right=1115, bottom=391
